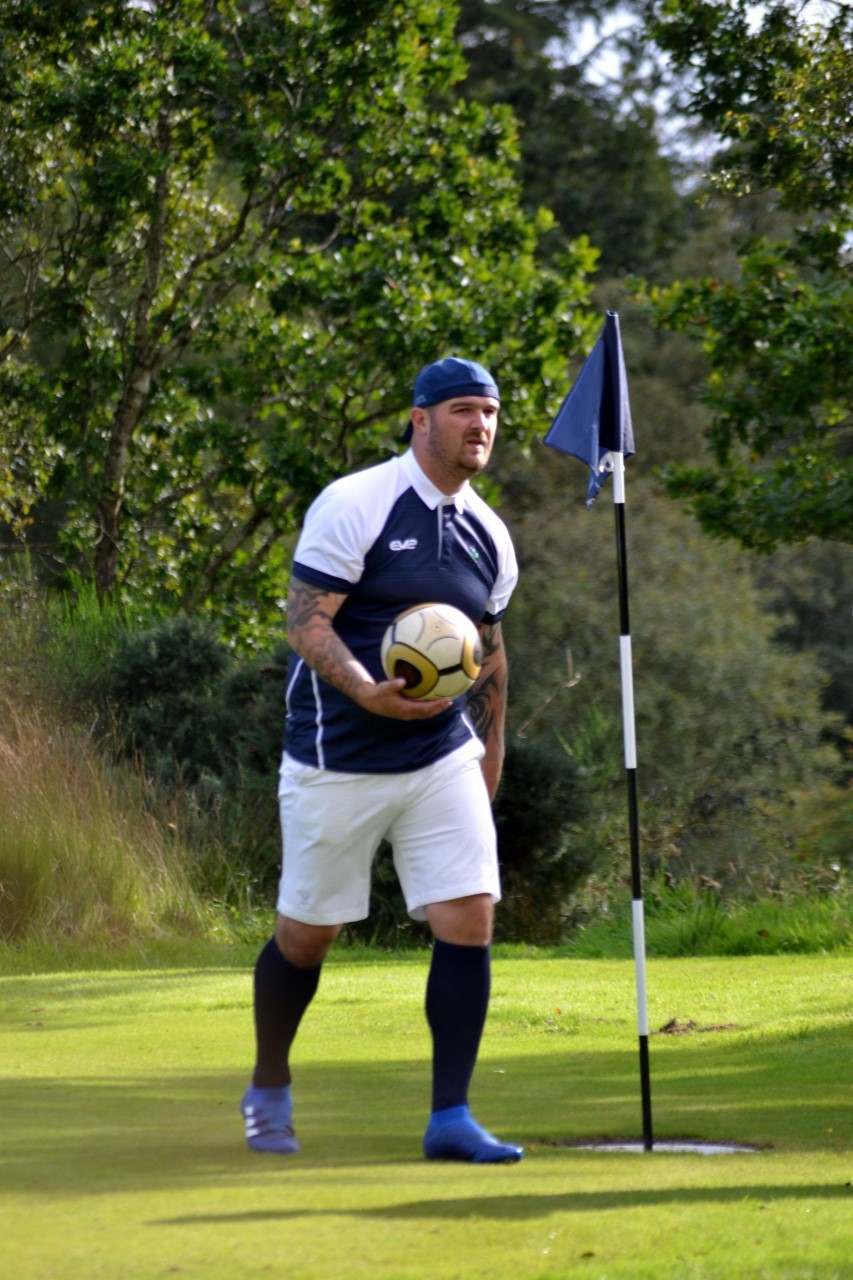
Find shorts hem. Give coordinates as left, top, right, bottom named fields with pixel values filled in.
left=407, top=886, right=501, bottom=922
left=276, top=905, right=370, bottom=927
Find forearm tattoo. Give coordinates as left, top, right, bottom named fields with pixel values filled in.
left=287, top=577, right=367, bottom=698
left=469, top=622, right=507, bottom=748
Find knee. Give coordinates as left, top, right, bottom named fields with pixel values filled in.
left=275, top=914, right=340, bottom=968
left=426, top=894, right=494, bottom=947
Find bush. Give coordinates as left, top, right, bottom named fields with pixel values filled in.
left=493, top=738, right=593, bottom=944
left=788, top=778, right=853, bottom=876
left=101, top=615, right=235, bottom=784
left=95, top=618, right=291, bottom=900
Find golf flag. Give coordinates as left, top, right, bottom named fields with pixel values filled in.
left=544, top=311, right=635, bottom=507
left=544, top=311, right=654, bottom=1151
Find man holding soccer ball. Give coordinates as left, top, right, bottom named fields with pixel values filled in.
left=241, top=356, right=523, bottom=1163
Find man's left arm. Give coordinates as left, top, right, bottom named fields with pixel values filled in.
left=468, top=621, right=508, bottom=803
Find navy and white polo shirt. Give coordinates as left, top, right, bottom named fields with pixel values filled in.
left=283, top=449, right=518, bottom=773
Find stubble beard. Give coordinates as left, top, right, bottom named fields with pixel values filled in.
left=426, top=430, right=491, bottom=483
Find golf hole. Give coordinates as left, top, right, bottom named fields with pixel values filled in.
left=560, top=1138, right=763, bottom=1155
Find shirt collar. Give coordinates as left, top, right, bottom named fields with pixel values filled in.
left=402, top=449, right=467, bottom=512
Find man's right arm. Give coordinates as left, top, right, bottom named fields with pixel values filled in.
left=287, top=576, right=450, bottom=720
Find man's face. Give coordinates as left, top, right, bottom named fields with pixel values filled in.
left=418, top=395, right=500, bottom=477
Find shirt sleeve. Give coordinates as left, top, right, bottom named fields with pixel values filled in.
left=483, top=533, right=518, bottom=622
left=290, top=482, right=368, bottom=592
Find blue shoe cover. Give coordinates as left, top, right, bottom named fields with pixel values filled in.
left=241, top=1083, right=300, bottom=1154
left=423, top=1105, right=523, bottom=1164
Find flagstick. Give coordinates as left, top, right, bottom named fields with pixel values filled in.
left=612, top=451, right=654, bottom=1152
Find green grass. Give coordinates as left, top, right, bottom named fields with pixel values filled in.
left=563, top=883, right=853, bottom=958
left=1, top=952, right=850, bottom=1279
left=0, top=707, right=207, bottom=945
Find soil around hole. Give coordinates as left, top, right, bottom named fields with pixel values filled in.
left=654, top=1018, right=740, bottom=1035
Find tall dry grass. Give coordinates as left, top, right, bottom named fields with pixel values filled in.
left=0, top=705, right=205, bottom=945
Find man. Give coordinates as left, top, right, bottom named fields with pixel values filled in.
left=241, top=356, right=523, bottom=1164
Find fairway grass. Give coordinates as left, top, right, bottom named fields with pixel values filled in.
left=1, top=953, right=850, bottom=1279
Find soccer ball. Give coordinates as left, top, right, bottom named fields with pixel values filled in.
left=380, top=603, right=482, bottom=700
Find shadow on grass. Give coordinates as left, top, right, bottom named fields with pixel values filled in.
left=0, top=1023, right=849, bottom=1200
left=151, top=1178, right=853, bottom=1228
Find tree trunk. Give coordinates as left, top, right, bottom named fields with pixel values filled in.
left=93, top=365, right=154, bottom=597
left=93, top=115, right=171, bottom=598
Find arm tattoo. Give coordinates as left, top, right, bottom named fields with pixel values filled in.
left=288, top=579, right=339, bottom=632
left=478, top=621, right=502, bottom=661
left=469, top=622, right=507, bottom=745
left=467, top=667, right=503, bottom=743
left=287, top=577, right=368, bottom=699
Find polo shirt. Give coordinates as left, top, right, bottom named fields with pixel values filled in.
left=283, top=449, right=518, bottom=772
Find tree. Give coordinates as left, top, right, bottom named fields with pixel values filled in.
left=0, top=0, right=597, bottom=641
left=496, top=446, right=841, bottom=894
left=643, top=0, right=853, bottom=549
left=754, top=539, right=853, bottom=740
left=455, top=0, right=692, bottom=275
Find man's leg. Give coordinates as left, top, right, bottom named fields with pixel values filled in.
left=422, top=895, right=522, bottom=1164
left=242, top=915, right=339, bottom=1154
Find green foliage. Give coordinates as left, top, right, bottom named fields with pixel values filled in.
left=499, top=446, right=843, bottom=892
left=787, top=779, right=853, bottom=875
left=754, top=538, right=853, bottom=737
left=102, top=616, right=235, bottom=784
left=648, top=0, right=853, bottom=213
left=493, top=738, right=593, bottom=943
left=0, top=707, right=203, bottom=944
left=0, top=0, right=597, bottom=642
left=456, top=0, right=691, bottom=275
left=0, top=553, right=50, bottom=707
left=647, top=236, right=853, bottom=547
left=565, top=877, right=852, bottom=958
left=43, top=572, right=163, bottom=718
left=643, top=0, right=853, bottom=548
left=94, top=616, right=288, bottom=899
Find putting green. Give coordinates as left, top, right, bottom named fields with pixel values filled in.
left=1, top=953, right=849, bottom=1278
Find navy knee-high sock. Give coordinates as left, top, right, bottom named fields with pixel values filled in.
left=252, top=936, right=321, bottom=1089
left=425, top=938, right=491, bottom=1114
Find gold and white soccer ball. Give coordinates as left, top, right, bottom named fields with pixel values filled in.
left=380, top=603, right=482, bottom=700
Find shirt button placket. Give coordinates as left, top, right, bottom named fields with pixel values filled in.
left=440, top=506, right=454, bottom=567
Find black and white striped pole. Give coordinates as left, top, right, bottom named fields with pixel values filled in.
left=544, top=311, right=653, bottom=1151
left=612, top=450, right=653, bottom=1151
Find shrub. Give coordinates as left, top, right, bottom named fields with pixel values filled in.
left=95, top=619, right=291, bottom=900
left=493, top=738, right=593, bottom=944
left=43, top=573, right=161, bottom=719
left=100, top=615, right=235, bottom=784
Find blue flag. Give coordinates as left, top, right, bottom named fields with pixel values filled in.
left=544, top=311, right=635, bottom=507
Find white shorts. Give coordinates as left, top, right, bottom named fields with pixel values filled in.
left=276, top=737, right=500, bottom=925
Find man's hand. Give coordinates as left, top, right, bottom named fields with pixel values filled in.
left=355, top=678, right=453, bottom=720
left=288, top=578, right=452, bottom=719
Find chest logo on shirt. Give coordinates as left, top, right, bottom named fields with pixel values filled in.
left=390, top=538, right=418, bottom=551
